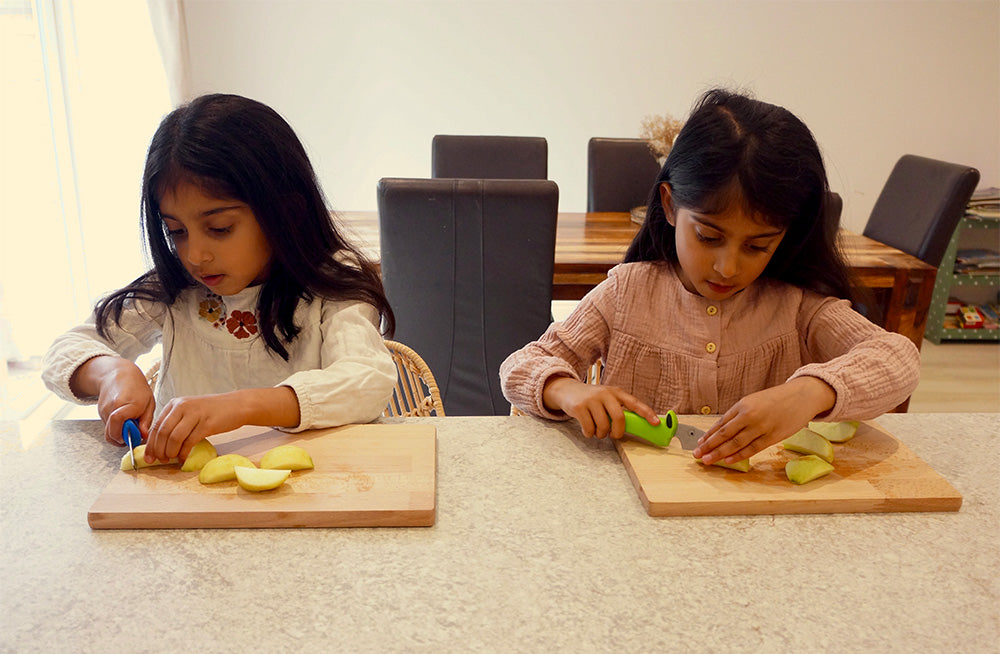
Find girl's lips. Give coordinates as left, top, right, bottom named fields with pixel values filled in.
left=706, top=281, right=736, bottom=294
left=201, top=274, right=224, bottom=287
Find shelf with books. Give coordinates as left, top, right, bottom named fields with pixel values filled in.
left=924, top=191, right=1000, bottom=344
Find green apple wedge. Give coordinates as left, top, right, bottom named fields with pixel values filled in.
left=785, top=455, right=835, bottom=484
left=179, top=440, right=218, bottom=472
left=696, top=457, right=751, bottom=472
left=199, top=454, right=255, bottom=484
left=807, top=420, right=860, bottom=443
left=259, top=445, right=314, bottom=471
left=234, top=466, right=290, bottom=492
left=120, top=444, right=178, bottom=471
left=782, top=429, right=834, bottom=463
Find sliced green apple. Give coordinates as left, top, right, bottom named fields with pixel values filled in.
left=180, top=440, right=218, bottom=472
left=120, top=444, right=178, bottom=471
left=782, top=429, right=834, bottom=463
left=785, top=455, right=835, bottom=484
left=807, top=420, right=860, bottom=443
left=198, top=454, right=255, bottom=484
left=259, top=444, right=314, bottom=471
left=697, top=457, right=751, bottom=472
left=234, top=466, right=290, bottom=492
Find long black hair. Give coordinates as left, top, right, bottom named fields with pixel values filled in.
left=95, top=93, right=394, bottom=358
left=625, top=89, right=855, bottom=302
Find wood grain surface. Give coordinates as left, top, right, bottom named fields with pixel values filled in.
left=616, top=416, right=962, bottom=517
left=88, top=423, right=436, bottom=529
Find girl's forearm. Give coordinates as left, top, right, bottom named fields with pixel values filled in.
left=229, top=386, right=301, bottom=429
left=69, top=355, right=143, bottom=399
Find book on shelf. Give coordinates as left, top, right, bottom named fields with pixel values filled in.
left=967, top=186, right=1000, bottom=219
left=953, top=248, right=1000, bottom=274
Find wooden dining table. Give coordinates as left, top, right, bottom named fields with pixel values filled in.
left=337, top=210, right=937, bottom=353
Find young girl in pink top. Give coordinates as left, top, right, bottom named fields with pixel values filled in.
left=501, top=89, right=919, bottom=467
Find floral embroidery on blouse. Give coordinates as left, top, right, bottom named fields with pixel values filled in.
left=198, top=294, right=227, bottom=328
left=226, top=310, right=258, bottom=339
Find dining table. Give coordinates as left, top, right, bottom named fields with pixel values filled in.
left=2, top=413, right=996, bottom=652
left=336, top=211, right=937, bottom=353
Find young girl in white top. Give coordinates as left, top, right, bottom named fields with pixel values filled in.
left=43, top=94, right=397, bottom=464
left=501, top=89, right=920, bottom=467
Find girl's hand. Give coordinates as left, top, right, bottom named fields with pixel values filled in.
left=144, top=393, right=247, bottom=463
left=81, top=357, right=156, bottom=447
left=144, top=386, right=300, bottom=463
left=693, top=377, right=836, bottom=465
left=543, top=376, right=659, bottom=440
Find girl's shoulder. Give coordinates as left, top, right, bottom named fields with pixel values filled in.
left=607, top=261, right=675, bottom=288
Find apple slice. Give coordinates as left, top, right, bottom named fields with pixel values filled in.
left=697, top=457, right=751, bottom=472
left=180, top=440, right=218, bottom=472
left=259, top=444, right=314, bottom=471
left=198, top=454, right=255, bottom=484
left=782, top=429, right=834, bottom=463
left=807, top=420, right=860, bottom=443
left=785, top=455, right=835, bottom=484
left=234, top=466, right=290, bottom=492
left=120, top=444, right=178, bottom=471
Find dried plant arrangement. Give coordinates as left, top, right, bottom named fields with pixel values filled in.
left=639, top=113, right=684, bottom=161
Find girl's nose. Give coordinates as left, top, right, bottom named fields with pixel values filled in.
left=714, top=248, right=740, bottom=279
left=185, top=235, right=213, bottom=265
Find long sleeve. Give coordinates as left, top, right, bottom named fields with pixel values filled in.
left=279, top=301, right=396, bottom=431
left=788, top=294, right=921, bottom=420
left=41, top=300, right=164, bottom=403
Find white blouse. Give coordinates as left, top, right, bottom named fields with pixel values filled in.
left=41, top=285, right=397, bottom=430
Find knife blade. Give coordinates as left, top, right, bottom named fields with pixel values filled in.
left=122, top=419, right=141, bottom=470
left=623, top=410, right=705, bottom=450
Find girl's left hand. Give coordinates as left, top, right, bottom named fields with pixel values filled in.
left=144, top=393, right=247, bottom=463
left=693, top=377, right=836, bottom=465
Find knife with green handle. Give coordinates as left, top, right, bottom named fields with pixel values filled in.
left=623, top=409, right=705, bottom=449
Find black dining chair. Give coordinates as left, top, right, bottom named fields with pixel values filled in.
left=586, top=137, right=662, bottom=212
left=862, top=154, right=980, bottom=268
left=431, top=135, right=548, bottom=180
left=377, top=177, right=559, bottom=416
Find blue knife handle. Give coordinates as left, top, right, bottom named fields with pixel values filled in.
left=122, top=419, right=142, bottom=448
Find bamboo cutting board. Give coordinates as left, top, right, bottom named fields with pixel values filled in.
left=88, top=423, right=436, bottom=529
left=616, top=417, right=962, bottom=516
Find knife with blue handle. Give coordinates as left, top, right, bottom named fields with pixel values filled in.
left=623, top=410, right=705, bottom=450
left=122, top=419, right=142, bottom=470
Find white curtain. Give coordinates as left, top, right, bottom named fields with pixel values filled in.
left=0, top=0, right=178, bottom=417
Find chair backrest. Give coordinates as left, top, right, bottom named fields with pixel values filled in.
left=862, top=154, right=980, bottom=267
left=383, top=340, right=445, bottom=417
left=431, top=135, right=548, bottom=180
left=587, top=137, right=662, bottom=212
left=378, top=177, right=559, bottom=415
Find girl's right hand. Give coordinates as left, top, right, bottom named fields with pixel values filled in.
left=542, top=376, right=659, bottom=440
left=89, top=358, right=155, bottom=446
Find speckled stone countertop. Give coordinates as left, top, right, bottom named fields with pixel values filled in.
left=1, top=414, right=997, bottom=653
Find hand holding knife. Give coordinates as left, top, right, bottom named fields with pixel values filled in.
left=122, top=419, right=142, bottom=470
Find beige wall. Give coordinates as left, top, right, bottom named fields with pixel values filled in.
left=183, top=0, right=999, bottom=232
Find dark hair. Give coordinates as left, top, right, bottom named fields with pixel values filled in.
left=625, top=88, right=856, bottom=302
left=96, top=93, right=394, bottom=358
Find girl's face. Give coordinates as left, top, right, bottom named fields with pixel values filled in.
left=159, top=179, right=272, bottom=296
left=661, top=183, right=786, bottom=300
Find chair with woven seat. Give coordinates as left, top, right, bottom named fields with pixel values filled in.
left=431, top=135, right=548, bottom=180
left=587, top=137, right=662, bottom=212
left=378, top=177, right=558, bottom=415
left=383, top=340, right=444, bottom=417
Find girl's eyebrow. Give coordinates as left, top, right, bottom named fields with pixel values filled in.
left=160, top=204, right=244, bottom=221
left=692, top=215, right=784, bottom=240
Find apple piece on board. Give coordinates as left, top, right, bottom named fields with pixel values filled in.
left=807, top=420, right=860, bottom=443
left=785, top=455, right=835, bottom=484
left=179, top=440, right=218, bottom=472
left=697, top=457, right=752, bottom=472
left=198, top=454, right=255, bottom=484
left=234, top=466, right=290, bottom=492
left=120, top=444, right=178, bottom=471
left=782, top=429, right=835, bottom=463
left=259, top=444, right=314, bottom=471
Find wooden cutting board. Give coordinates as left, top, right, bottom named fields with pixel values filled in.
left=88, top=423, right=436, bottom=529
left=616, top=416, right=962, bottom=516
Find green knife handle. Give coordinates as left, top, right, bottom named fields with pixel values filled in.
left=623, top=410, right=678, bottom=447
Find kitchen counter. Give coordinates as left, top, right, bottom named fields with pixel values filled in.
left=2, top=414, right=997, bottom=652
